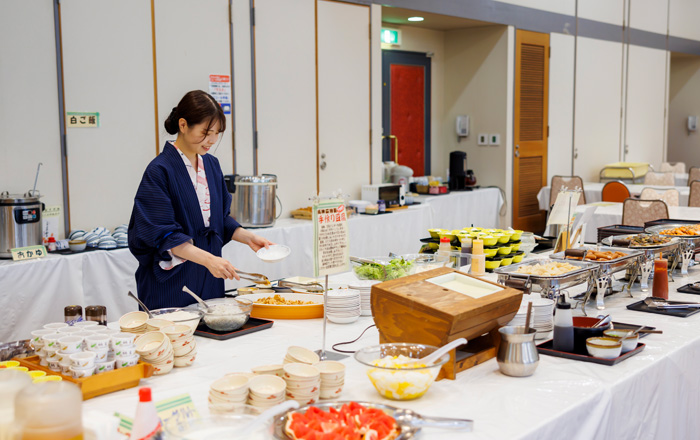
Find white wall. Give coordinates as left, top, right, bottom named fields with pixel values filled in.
left=548, top=33, right=575, bottom=179
left=495, top=0, right=575, bottom=16
left=629, top=0, right=669, bottom=34
left=667, top=54, right=700, bottom=167
left=0, top=0, right=65, bottom=236
left=371, top=4, right=383, bottom=185
left=578, top=0, right=625, bottom=26
left=231, top=0, right=255, bottom=176
left=669, top=0, right=700, bottom=41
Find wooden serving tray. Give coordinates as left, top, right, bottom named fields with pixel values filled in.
left=16, top=356, right=154, bottom=400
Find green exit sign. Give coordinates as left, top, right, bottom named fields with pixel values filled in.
left=381, top=28, right=401, bottom=45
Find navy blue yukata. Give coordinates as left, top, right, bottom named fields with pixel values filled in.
left=128, top=143, right=240, bottom=310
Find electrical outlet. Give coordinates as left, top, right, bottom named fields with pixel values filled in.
left=489, top=134, right=500, bottom=145
left=477, top=134, right=488, bottom=146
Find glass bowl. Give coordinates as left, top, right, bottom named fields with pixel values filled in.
left=150, top=307, right=204, bottom=331
left=165, top=405, right=271, bottom=440
left=351, top=256, right=417, bottom=281
left=353, top=343, right=450, bottom=401
left=187, top=298, right=253, bottom=332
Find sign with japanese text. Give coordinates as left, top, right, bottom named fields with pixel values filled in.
left=66, top=112, right=99, bottom=128
left=209, top=74, right=231, bottom=115
left=42, top=205, right=61, bottom=245
left=115, top=393, right=199, bottom=437
left=313, top=199, right=350, bottom=277
left=11, top=245, right=47, bottom=261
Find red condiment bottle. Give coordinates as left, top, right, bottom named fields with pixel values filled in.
left=652, top=258, right=669, bottom=300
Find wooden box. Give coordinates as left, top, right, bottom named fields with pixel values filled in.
left=371, top=267, right=523, bottom=380
left=16, top=356, right=154, bottom=400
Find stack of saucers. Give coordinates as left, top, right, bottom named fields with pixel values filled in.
left=119, top=311, right=148, bottom=335
left=283, top=346, right=320, bottom=365
left=134, top=331, right=174, bottom=375
left=326, top=289, right=361, bottom=324
left=247, top=374, right=286, bottom=409
left=282, top=363, right=320, bottom=406
left=315, top=361, right=345, bottom=400
left=348, top=281, right=378, bottom=316
left=112, top=224, right=128, bottom=248
left=507, top=297, right=554, bottom=340
left=209, top=374, right=250, bottom=410
left=161, top=324, right=197, bottom=368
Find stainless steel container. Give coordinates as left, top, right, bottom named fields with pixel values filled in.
left=497, top=326, right=539, bottom=377
left=0, top=192, right=43, bottom=258
left=226, top=174, right=280, bottom=228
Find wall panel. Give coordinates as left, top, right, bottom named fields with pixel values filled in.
left=669, top=0, right=700, bottom=41
left=231, top=0, right=254, bottom=176
left=578, top=0, right=624, bottom=27
left=548, top=33, right=575, bottom=179
left=495, top=0, right=575, bottom=16
left=629, top=0, right=669, bottom=35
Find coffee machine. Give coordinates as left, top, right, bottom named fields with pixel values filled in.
left=449, top=151, right=467, bottom=191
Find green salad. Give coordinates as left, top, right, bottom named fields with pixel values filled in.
left=353, top=257, right=415, bottom=281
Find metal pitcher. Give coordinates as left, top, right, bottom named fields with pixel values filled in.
left=225, top=174, right=281, bottom=228
left=497, top=326, right=539, bottom=377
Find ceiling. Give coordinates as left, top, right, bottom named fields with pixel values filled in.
left=381, top=7, right=495, bottom=31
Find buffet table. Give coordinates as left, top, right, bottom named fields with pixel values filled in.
left=0, top=188, right=504, bottom=342
left=538, top=182, right=691, bottom=211
left=80, top=260, right=700, bottom=439
left=575, top=202, right=700, bottom=243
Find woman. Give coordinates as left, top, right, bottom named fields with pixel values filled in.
left=128, top=90, right=272, bottom=310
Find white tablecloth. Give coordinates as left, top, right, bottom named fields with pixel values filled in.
left=0, top=188, right=504, bottom=342
left=575, top=202, right=700, bottom=243
left=538, top=183, right=691, bottom=211
left=80, top=261, right=700, bottom=439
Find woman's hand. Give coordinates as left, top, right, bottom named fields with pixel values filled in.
left=232, top=228, right=275, bottom=252
left=204, top=255, right=240, bottom=280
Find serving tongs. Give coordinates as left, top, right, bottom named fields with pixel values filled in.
left=644, top=297, right=700, bottom=309
left=350, top=256, right=388, bottom=279
left=237, top=270, right=271, bottom=285
left=277, top=280, right=324, bottom=293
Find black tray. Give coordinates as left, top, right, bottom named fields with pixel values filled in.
left=627, top=299, right=700, bottom=318
left=537, top=339, right=645, bottom=365
left=610, top=322, right=656, bottom=336
left=677, top=283, right=700, bottom=295
left=359, top=211, right=392, bottom=216
left=194, top=317, right=274, bottom=340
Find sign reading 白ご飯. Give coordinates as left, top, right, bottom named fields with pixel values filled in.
left=313, top=199, right=350, bottom=277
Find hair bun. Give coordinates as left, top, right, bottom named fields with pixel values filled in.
left=164, top=107, right=179, bottom=135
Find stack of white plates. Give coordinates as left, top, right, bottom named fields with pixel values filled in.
left=348, top=281, right=379, bottom=316
left=508, top=297, right=554, bottom=340
left=326, top=289, right=361, bottom=324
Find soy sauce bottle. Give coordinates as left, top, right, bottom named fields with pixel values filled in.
left=553, top=296, right=574, bottom=352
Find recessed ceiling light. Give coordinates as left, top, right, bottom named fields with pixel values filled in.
left=407, top=16, right=424, bottom=22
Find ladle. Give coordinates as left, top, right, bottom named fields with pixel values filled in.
left=127, top=291, right=154, bottom=318
left=182, top=286, right=211, bottom=312
left=396, top=338, right=467, bottom=366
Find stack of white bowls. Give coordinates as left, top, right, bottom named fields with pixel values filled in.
left=209, top=374, right=251, bottom=410
left=326, top=289, right=361, bottom=324
left=112, top=224, right=128, bottom=248
left=348, top=281, right=378, bottom=316
left=134, top=331, right=174, bottom=375
left=146, top=318, right=174, bottom=333
left=111, top=332, right=138, bottom=371
left=507, top=297, right=555, bottom=340
left=162, top=324, right=198, bottom=367
left=252, top=364, right=285, bottom=377
left=119, top=311, right=148, bottom=335
left=247, top=374, right=287, bottom=409
left=283, top=363, right=321, bottom=406
left=283, top=346, right=320, bottom=365
left=315, top=361, right=346, bottom=400
left=69, top=225, right=128, bottom=249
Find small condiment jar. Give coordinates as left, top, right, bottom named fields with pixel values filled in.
left=85, top=305, right=107, bottom=326
left=64, top=305, right=83, bottom=325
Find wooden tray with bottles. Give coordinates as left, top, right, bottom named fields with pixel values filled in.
left=15, top=356, right=154, bottom=400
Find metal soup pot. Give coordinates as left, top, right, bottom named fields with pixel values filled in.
left=225, top=175, right=281, bottom=228
left=0, top=192, right=44, bottom=258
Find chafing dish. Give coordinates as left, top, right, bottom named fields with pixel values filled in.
left=549, top=246, right=642, bottom=312
left=495, top=259, right=596, bottom=300
left=645, top=224, right=700, bottom=275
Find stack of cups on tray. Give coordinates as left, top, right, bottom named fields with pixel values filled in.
left=209, top=373, right=252, bottom=411
left=119, top=311, right=148, bottom=335
left=134, top=332, right=173, bottom=375
left=247, top=374, right=287, bottom=409
left=315, top=361, right=346, bottom=399
left=282, top=363, right=321, bottom=406
left=161, top=325, right=198, bottom=367
left=111, top=332, right=138, bottom=372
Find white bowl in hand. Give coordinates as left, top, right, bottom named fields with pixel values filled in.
left=256, top=245, right=290, bottom=263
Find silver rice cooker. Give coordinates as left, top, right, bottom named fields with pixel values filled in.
left=0, top=192, right=44, bottom=258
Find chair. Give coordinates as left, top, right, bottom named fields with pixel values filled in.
left=643, top=171, right=675, bottom=186
left=550, top=175, right=586, bottom=208
left=689, top=180, right=700, bottom=207
left=660, top=162, right=686, bottom=173
left=622, top=199, right=669, bottom=227
left=601, top=181, right=630, bottom=203
left=688, top=167, right=700, bottom=186
left=639, top=187, right=680, bottom=207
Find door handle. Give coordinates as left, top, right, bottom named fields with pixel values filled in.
left=320, top=161, right=327, bottom=170
left=514, top=145, right=519, bottom=157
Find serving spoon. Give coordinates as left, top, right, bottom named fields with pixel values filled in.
left=395, top=338, right=468, bottom=366
left=127, top=291, right=154, bottom=318
left=182, top=286, right=211, bottom=312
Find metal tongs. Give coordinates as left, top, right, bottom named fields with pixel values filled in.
left=644, top=297, right=700, bottom=309
left=237, top=270, right=271, bottom=285
left=277, top=280, right=325, bottom=293
left=350, top=256, right=388, bottom=280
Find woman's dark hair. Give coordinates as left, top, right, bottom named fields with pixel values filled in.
left=164, top=90, right=226, bottom=136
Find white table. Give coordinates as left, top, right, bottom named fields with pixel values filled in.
left=538, top=183, right=691, bottom=211
left=81, top=261, right=700, bottom=439
left=575, top=202, right=700, bottom=243
left=0, top=188, right=505, bottom=342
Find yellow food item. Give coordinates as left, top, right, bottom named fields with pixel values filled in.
left=366, top=355, right=438, bottom=400
left=660, top=225, right=700, bottom=236
left=254, top=295, right=315, bottom=305
left=514, top=261, right=578, bottom=276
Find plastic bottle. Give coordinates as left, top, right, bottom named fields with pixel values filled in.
left=652, top=258, right=669, bottom=300
left=437, top=237, right=452, bottom=257
left=14, top=381, right=83, bottom=440
left=0, top=369, right=32, bottom=440
left=129, top=388, right=162, bottom=440
left=470, top=239, right=485, bottom=276
left=460, top=236, right=473, bottom=268
left=553, top=296, right=574, bottom=353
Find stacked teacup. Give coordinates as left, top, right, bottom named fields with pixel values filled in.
left=161, top=325, right=198, bottom=367
left=209, top=374, right=251, bottom=411
left=134, top=331, right=173, bottom=375
left=251, top=364, right=285, bottom=378
left=111, top=332, right=137, bottom=372
left=283, top=346, right=320, bottom=365
left=282, top=363, right=321, bottom=406
left=247, top=374, right=287, bottom=409
left=315, top=361, right=346, bottom=400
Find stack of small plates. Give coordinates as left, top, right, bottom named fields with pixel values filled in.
left=326, top=289, right=361, bottom=324
left=507, top=297, right=554, bottom=340
left=348, top=281, right=379, bottom=316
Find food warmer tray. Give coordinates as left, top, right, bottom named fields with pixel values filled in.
left=549, top=246, right=643, bottom=312
left=495, top=260, right=596, bottom=300
left=645, top=224, right=700, bottom=276
left=602, top=235, right=681, bottom=292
